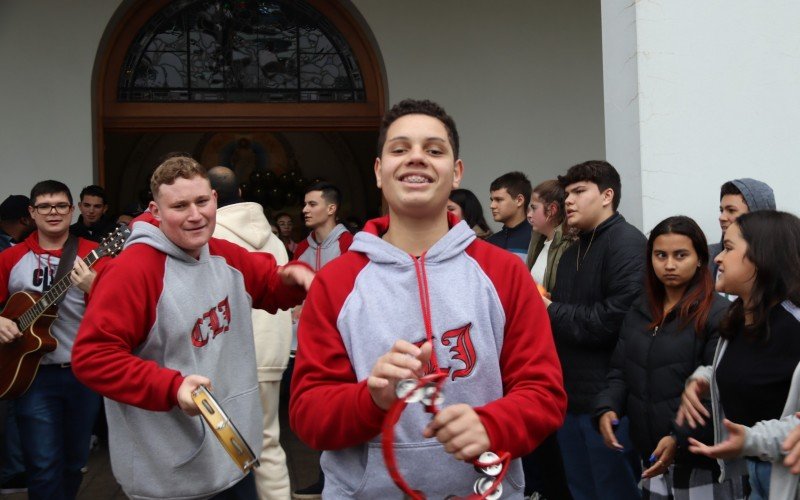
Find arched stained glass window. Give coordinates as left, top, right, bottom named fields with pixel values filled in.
left=118, top=0, right=365, bottom=102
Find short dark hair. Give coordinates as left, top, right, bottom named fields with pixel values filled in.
left=490, top=171, right=533, bottom=208
left=305, top=182, right=342, bottom=209
left=79, top=185, right=107, bottom=205
left=207, top=166, right=240, bottom=207
left=377, top=99, right=460, bottom=158
left=558, top=160, right=622, bottom=211
left=30, top=180, right=73, bottom=206
left=719, top=181, right=743, bottom=201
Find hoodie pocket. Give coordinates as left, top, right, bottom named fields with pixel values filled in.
left=334, top=441, right=522, bottom=499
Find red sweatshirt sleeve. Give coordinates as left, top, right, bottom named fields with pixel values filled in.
left=208, top=238, right=308, bottom=312
left=289, top=252, right=387, bottom=450
left=467, top=242, right=567, bottom=458
left=292, top=239, right=310, bottom=263
left=72, top=244, right=184, bottom=411
left=338, top=231, right=353, bottom=254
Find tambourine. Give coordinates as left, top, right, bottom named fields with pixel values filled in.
left=381, top=371, right=511, bottom=499
left=191, top=385, right=260, bottom=473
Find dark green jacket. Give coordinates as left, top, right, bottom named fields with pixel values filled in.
left=525, top=224, right=573, bottom=292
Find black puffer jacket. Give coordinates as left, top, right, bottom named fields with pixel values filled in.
left=549, top=212, right=646, bottom=412
left=593, top=293, right=729, bottom=464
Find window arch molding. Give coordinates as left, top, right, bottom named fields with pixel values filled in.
left=94, top=0, right=386, bottom=133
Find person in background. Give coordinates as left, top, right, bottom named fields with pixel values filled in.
left=275, top=212, right=298, bottom=258
left=0, top=180, right=103, bottom=500
left=544, top=160, right=646, bottom=500
left=595, top=216, right=744, bottom=499
left=209, top=166, right=293, bottom=499
left=525, top=179, right=573, bottom=293
left=69, top=185, right=117, bottom=243
left=678, top=210, right=800, bottom=500
left=447, top=188, right=493, bottom=240
left=294, top=183, right=353, bottom=271
left=0, top=195, right=34, bottom=251
left=487, top=172, right=532, bottom=260
left=708, top=178, right=775, bottom=282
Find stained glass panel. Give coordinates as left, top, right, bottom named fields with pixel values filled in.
left=118, top=0, right=365, bottom=102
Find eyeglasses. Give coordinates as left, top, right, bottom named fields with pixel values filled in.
left=33, top=203, right=72, bottom=215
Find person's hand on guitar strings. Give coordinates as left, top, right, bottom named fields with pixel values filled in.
left=70, top=257, right=97, bottom=294
left=177, top=374, right=212, bottom=417
left=0, top=316, right=22, bottom=343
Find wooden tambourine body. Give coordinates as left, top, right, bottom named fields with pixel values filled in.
left=191, top=386, right=259, bottom=473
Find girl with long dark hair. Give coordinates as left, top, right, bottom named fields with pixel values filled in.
left=595, top=216, right=743, bottom=499
left=447, top=188, right=493, bottom=239
left=678, top=210, right=800, bottom=500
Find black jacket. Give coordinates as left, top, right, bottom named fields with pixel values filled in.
left=548, top=212, right=646, bottom=412
left=593, top=293, right=729, bottom=464
left=70, top=215, right=117, bottom=243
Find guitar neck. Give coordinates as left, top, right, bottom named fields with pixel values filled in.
left=18, top=250, right=99, bottom=330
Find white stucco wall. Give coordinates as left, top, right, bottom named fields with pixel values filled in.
left=629, top=1, right=800, bottom=240
left=352, top=0, right=606, bottom=229
left=0, top=0, right=118, bottom=202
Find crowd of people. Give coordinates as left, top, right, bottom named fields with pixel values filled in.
left=0, top=98, right=798, bottom=500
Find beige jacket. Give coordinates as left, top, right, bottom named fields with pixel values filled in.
left=214, top=202, right=292, bottom=382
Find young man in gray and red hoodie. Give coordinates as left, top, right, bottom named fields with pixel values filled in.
left=289, top=99, right=566, bottom=499
left=72, top=157, right=313, bottom=499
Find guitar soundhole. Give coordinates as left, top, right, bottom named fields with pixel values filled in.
left=202, top=400, right=215, bottom=414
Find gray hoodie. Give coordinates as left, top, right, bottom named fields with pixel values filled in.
left=104, top=223, right=263, bottom=500
left=709, top=178, right=776, bottom=276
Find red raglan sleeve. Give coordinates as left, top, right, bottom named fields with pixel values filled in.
left=289, top=252, right=387, bottom=450
left=292, top=239, right=309, bottom=263
left=468, top=243, right=567, bottom=458
left=72, top=244, right=184, bottom=411
left=208, top=238, right=308, bottom=312
left=338, top=231, right=353, bottom=254
left=0, top=245, right=28, bottom=304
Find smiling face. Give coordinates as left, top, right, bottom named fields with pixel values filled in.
left=714, top=222, right=757, bottom=301
left=564, top=181, right=613, bottom=231
left=149, top=175, right=217, bottom=259
left=719, top=194, right=749, bottom=234
left=651, top=233, right=700, bottom=294
left=29, top=192, right=73, bottom=240
left=374, top=114, right=463, bottom=219
left=79, top=194, right=107, bottom=226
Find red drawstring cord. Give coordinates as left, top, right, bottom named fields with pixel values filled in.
left=381, top=371, right=511, bottom=499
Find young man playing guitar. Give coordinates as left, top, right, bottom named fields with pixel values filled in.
left=72, top=157, right=314, bottom=499
left=0, top=180, right=103, bottom=500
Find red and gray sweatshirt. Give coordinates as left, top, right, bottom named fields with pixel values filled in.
left=289, top=215, right=566, bottom=499
left=71, top=220, right=307, bottom=500
left=0, top=232, right=100, bottom=364
left=293, top=223, right=353, bottom=271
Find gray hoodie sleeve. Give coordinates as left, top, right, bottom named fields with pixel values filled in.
left=742, top=414, right=800, bottom=462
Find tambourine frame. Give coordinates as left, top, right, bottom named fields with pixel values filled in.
left=191, top=385, right=260, bottom=473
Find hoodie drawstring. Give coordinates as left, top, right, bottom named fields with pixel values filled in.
left=412, top=253, right=440, bottom=372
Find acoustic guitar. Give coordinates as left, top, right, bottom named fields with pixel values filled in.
left=0, top=225, right=130, bottom=399
left=192, top=385, right=260, bottom=473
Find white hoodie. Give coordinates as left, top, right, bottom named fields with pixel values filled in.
left=214, top=202, right=292, bottom=381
